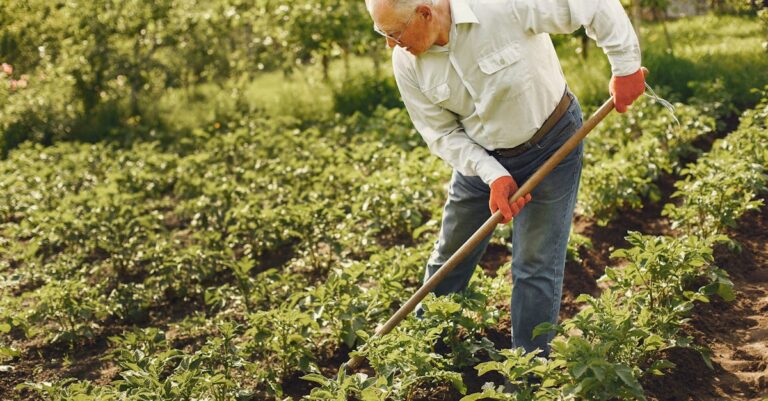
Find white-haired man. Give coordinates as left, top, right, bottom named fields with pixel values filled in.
left=365, top=0, right=645, bottom=359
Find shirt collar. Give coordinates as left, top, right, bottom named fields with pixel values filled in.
left=426, top=0, right=478, bottom=53
left=450, top=0, right=479, bottom=25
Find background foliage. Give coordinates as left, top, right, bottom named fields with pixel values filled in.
left=2, top=1, right=768, bottom=400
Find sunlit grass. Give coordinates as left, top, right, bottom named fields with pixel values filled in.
left=558, top=14, right=768, bottom=111
left=640, top=14, right=768, bottom=108
left=157, top=54, right=394, bottom=133
left=245, top=55, right=392, bottom=118
left=158, top=13, right=767, bottom=133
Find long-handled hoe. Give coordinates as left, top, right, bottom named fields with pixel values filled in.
left=346, top=68, right=649, bottom=370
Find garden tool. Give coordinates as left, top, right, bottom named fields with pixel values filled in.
left=346, top=67, right=650, bottom=370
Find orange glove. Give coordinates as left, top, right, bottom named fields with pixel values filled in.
left=609, top=68, right=647, bottom=113
left=489, top=176, right=532, bottom=224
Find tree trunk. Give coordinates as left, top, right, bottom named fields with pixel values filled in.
left=632, top=0, right=642, bottom=47
left=131, top=38, right=141, bottom=117
left=322, top=54, right=330, bottom=81
left=244, top=23, right=255, bottom=74
left=343, top=50, right=350, bottom=80
left=653, top=8, right=675, bottom=57
left=371, top=46, right=385, bottom=76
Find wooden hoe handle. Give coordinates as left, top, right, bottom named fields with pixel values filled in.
left=346, top=92, right=621, bottom=370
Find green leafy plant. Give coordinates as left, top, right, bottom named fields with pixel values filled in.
left=461, top=348, right=570, bottom=401
left=353, top=324, right=466, bottom=398
left=301, top=363, right=379, bottom=400
left=419, top=289, right=502, bottom=368
left=245, top=307, right=319, bottom=395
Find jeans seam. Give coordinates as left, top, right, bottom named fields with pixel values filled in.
left=546, top=146, right=582, bottom=344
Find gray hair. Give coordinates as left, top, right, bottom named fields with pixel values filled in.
left=366, top=0, right=435, bottom=22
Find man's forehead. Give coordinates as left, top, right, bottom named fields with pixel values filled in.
left=370, top=0, right=399, bottom=25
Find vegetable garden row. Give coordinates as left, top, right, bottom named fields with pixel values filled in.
left=1, top=81, right=766, bottom=400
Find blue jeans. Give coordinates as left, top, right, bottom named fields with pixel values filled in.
left=420, top=93, right=583, bottom=358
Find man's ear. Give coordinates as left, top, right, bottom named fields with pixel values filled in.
left=415, top=3, right=432, bottom=20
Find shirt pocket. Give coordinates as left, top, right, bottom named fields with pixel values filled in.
left=477, top=41, right=531, bottom=99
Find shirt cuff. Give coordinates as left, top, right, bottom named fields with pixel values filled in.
left=606, top=50, right=642, bottom=77
left=475, top=156, right=511, bottom=187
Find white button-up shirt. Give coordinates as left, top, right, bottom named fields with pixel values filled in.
left=392, top=0, right=641, bottom=185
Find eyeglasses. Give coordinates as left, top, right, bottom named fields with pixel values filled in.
left=372, top=11, right=416, bottom=45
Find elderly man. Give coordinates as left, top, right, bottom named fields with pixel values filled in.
left=365, top=0, right=645, bottom=358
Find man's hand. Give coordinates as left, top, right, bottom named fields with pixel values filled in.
left=609, top=68, right=647, bottom=113
left=489, top=176, right=532, bottom=224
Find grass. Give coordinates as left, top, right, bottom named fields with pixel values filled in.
left=559, top=14, right=768, bottom=112
left=155, top=13, right=768, bottom=135
left=637, top=14, right=768, bottom=109
left=155, top=55, right=391, bottom=135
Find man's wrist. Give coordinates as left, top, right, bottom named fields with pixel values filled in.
left=476, top=156, right=511, bottom=187
left=607, top=51, right=642, bottom=77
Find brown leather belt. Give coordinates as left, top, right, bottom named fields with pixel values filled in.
left=488, top=88, right=572, bottom=158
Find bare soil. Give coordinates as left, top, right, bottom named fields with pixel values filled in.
left=643, top=199, right=768, bottom=401
left=2, top=120, right=766, bottom=399
left=469, top=179, right=768, bottom=400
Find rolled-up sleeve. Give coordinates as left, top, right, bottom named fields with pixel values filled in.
left=509, top=0, right=641, bottom=76
left=392, top=52, right=510, bottom=186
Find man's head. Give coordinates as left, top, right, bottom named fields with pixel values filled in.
left=366, top=0, right=449, bottom=56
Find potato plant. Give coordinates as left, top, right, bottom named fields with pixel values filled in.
left=460, top=96, right=767, bottom=400
left=579, top=96, right=717, bottom=224
left=664, top=124, right=768, bottom=240
left=3, top=73, right=768, bottom=401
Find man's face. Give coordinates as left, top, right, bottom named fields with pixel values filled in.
left=372, top=2, right=435, bottom=56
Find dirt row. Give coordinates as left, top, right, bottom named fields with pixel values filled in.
left=475, top=178, right=768, bottom=400
left=642, top=198, right=768, bottom=401
left=3, top=124, right=766, bottom=400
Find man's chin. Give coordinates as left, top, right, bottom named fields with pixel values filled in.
left=404, top=47, right=423, bottom=56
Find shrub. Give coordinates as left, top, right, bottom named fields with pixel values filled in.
left=332, top=72, right=402, bottom=116
left=0, top=61, right=81, bottom=158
